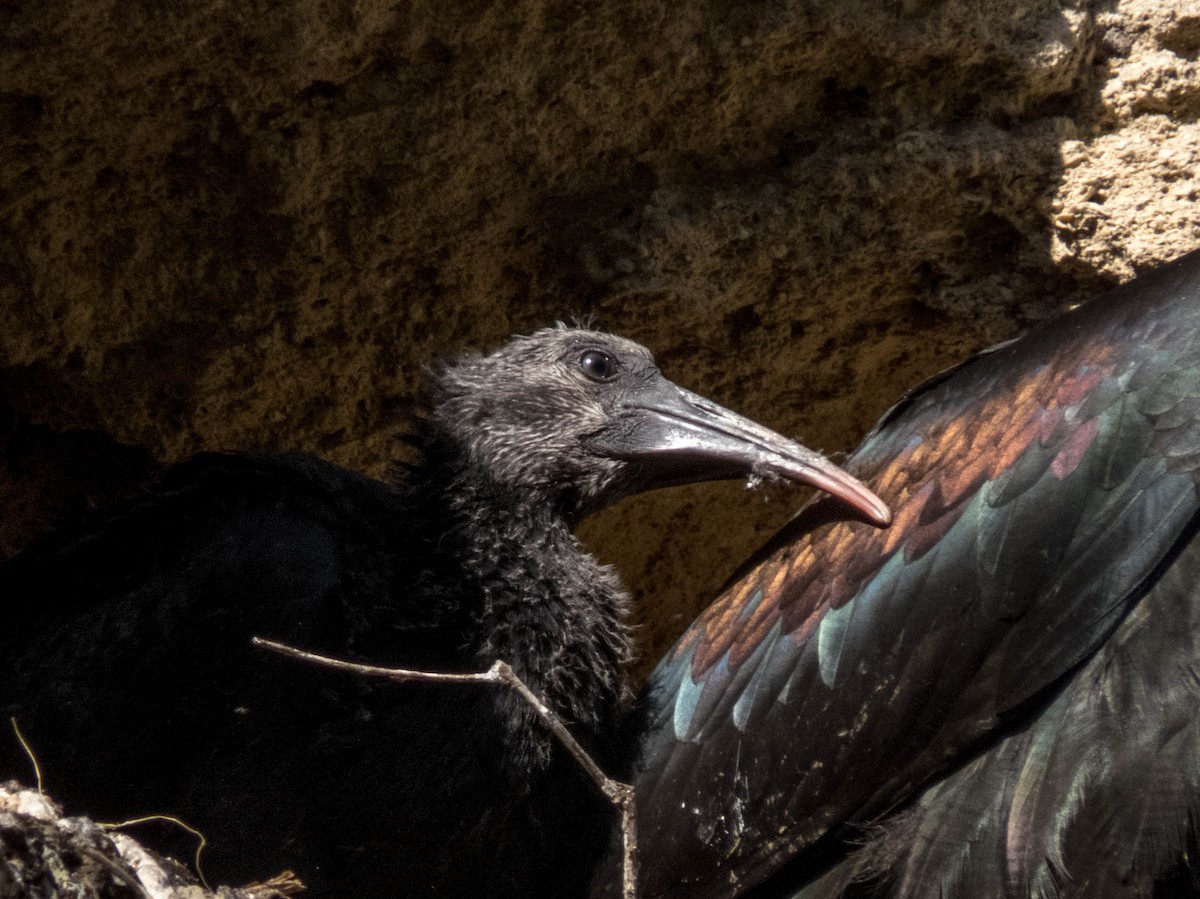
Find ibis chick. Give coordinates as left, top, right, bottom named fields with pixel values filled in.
left=0, top=327, right=888, bottom=898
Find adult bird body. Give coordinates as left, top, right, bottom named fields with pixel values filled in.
left=0, top=327, right=887, bottom=898
left=614, top=251, right=1200, bottom=899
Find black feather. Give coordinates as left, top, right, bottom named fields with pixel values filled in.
left=605, top=249, right=1200, bottom=899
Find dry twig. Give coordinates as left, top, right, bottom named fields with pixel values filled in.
left=9, top=717, right=43, bottom=794
left=243, top=870, right=307, bottom=897
left=99, top=814, right=211, bottom=889
left=78, top=846, right=155, bottom=899
left=252, top=636, right=638, bottom=899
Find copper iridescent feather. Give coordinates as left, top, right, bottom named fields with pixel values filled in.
left=612, top=251, right=1200, bottom=899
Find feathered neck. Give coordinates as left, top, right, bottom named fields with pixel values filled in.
left=398, top=432, right=633, bottom=763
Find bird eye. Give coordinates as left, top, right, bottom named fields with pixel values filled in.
left=578, top=350, right=617, bottom=382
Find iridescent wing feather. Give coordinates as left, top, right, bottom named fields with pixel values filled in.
left=625, top=251, right=1200, bottom=899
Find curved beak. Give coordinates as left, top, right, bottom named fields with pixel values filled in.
left=592, top=381, right=892, bottom=527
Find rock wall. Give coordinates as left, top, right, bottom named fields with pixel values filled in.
left=2, top=0, right=1199, bottom=674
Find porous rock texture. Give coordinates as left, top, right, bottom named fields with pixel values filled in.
left=1, top=0, right=1198, bottom=722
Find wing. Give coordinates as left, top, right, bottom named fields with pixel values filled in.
left=0, top=452, right=410, bottom=825
left=790, top=530, right=1200, bottom=899
left=621, top=250, right=1200, bottom=899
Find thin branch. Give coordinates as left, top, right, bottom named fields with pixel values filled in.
left=252, top=636, right=638, bottom=899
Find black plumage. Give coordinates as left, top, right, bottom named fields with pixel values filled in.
left=0, top=326, right=887, bottom=898
left=608, top=250, right=1200, bottom=899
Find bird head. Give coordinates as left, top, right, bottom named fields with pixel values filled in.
left=426, top=327, right=891, bottom=525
